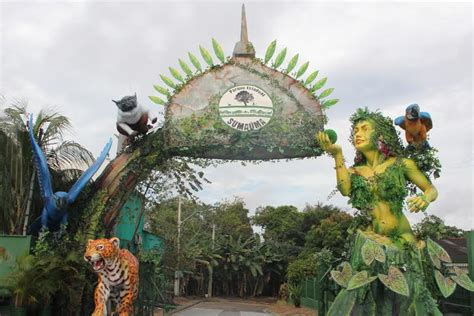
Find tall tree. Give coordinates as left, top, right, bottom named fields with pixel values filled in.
left=252, top=205, right=304, bottom=246
left=213, top=198, right=253, bottom=240
left=304, top=211, right=353, bottom=257
left=413, top=215, right=464, bottom=240
left=300, top=203, right=341, bottom=232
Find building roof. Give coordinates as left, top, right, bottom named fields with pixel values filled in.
left=434, top=238, right=468, bottom=263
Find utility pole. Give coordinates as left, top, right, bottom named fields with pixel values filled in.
left=174, top=197, right=203, bottom=297
left=208, top=223, right=216, bottom=298
left=174, top=196, right=182, bottom=296
left=212, top=224, right=216, bottom=248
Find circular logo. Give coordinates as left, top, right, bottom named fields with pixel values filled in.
left=219, top=85, right=273, bottom=131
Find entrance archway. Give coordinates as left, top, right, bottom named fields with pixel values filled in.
left=78, top=5, right=338, bottom=242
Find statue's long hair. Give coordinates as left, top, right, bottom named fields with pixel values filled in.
left=349, top=108, right=404, bottom=166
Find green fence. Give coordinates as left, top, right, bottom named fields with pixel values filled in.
left=299, top=265, right=336, bottom=316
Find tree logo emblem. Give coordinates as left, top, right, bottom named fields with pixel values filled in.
left=219, top=85, right=274, bottom=131
left=234, top=90, right=255, bottom=106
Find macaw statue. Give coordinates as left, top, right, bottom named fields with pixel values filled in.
left=28, top=114, right=112, bottom=232
left=394, top=104, right=432, bottom=149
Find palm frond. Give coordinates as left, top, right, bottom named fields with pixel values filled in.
left=36, top=107, right=72, bottom=147
left=46, top=141, right=94, bottom=171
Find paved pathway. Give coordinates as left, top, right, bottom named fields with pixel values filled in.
left=175, top=307, right=272, bottom=316
left=174, top=300, right=273, bottom=316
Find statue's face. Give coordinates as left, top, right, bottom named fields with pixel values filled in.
left=353, top=120, right=376, bottom=151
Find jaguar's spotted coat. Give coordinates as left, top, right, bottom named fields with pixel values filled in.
left=84, top=237, right=139, bottom=316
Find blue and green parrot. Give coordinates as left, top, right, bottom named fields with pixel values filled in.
left=394, top=104, right=432, bottom=149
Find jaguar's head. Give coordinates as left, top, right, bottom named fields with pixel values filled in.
left=84, top=237, right=120, bottom=272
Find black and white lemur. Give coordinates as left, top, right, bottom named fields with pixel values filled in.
left=113, top=94, right=156, bottom=153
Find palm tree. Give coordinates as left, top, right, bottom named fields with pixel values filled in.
left=0, top=101, right=94, bottom=234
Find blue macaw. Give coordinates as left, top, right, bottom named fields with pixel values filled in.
left=28, top=114, right=112, bottom=232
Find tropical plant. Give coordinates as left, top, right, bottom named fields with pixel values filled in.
left=287, top=255, right=318, bottom=286
left=4, top=254, right=41, bottom=307
left=249, top=237, right=285, bottom=297
left=288, top=282, right=303, bottom=307
left=4, top=250, right=82, bottom=308
left=287, top=249, right=334, bottom=285
left=0, top=102, right=94, bottom=234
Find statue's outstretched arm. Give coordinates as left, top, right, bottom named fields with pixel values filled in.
left=403, top=158, right=438, bottom=213
left=316, top=132, right=351, bottom=196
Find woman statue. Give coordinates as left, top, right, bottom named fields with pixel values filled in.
left=316, top=108, right=437, bottom=246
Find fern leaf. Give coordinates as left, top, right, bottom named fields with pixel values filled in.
left=188, top=52, right=202, bottom=72
left=296, top=61, right=309, bottom=78
left=321, top=99, right=339, bottom=109
left=153, top=85, right=170, bottom=96
left=212, top=38, right=225, bottom=63
left=160, top=74, right=176, bottom=89
left=200, top=45, right=214, bottom=67
left=311, top=77, right=327, bottom=92
left=285, top=54, right=299, bottom=74
left=149, top=96, right=166, bottom=105
left=264, top=40, right=277, bottom=64
left=179, top=59, right=193, bottom=77
left=273, top=48, right=287, bottom=68
left=319, top=88, right=334, bottom=99
left=169, top=67, right=184, bottom=83
left=305, top=70, right=319, bottom=85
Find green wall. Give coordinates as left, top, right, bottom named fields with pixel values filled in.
left=0, top=235, right=31, bottom=281
left=113, top=193, right=163, bottom=255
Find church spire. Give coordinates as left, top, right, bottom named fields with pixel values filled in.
left=233, top=4, right=256, bottom=58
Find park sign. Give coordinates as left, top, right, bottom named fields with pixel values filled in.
left=219, top=85, right=273, bottom=132
left=150, top=5, right=338, bottom=160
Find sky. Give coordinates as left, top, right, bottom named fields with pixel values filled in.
left=1, top=1, right=472, bottom=230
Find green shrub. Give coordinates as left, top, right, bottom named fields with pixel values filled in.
left=288, top=282, right=303, bottom=307
left=287, top=249, right=333, bottom=285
